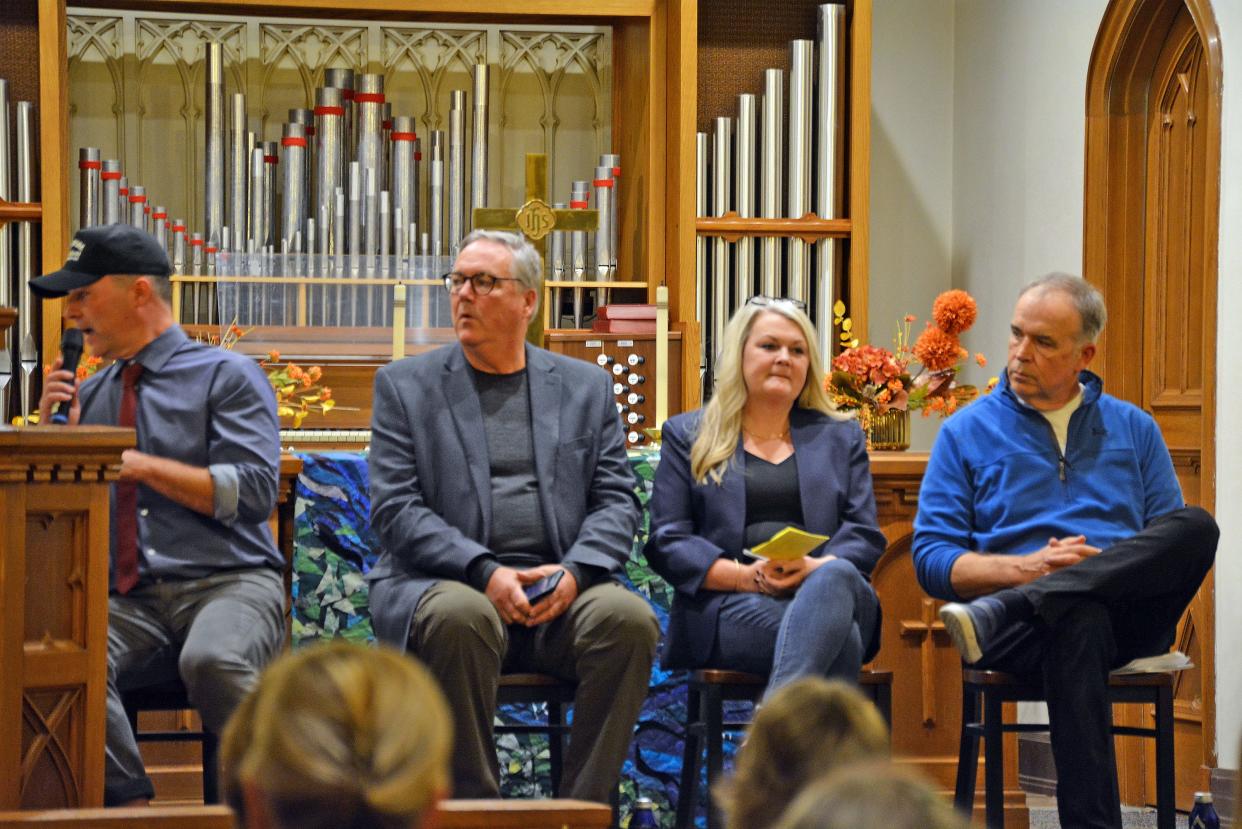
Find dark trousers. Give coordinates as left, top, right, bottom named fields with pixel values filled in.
left=976, top=506, right=1218, bottom=829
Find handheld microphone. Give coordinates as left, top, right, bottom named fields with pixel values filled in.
left=50, top=327, right=84, bottom=425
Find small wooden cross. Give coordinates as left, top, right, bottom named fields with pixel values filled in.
left=899, top=598, right=951, bottom=727
left=472, top=153, right=598, bottom=344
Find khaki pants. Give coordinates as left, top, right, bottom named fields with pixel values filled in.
left=409, top=579, right=659, bottom=802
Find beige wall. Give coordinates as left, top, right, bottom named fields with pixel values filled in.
left=868, top=0, right=955, bottom=451
left=1210, top=0, right=1242, bottom=771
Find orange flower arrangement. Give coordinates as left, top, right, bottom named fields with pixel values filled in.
left=826, top=291, right=989, bottom=418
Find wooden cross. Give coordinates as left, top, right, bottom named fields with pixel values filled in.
left=899, top=598, right=951, bottom=727
left=472, top=153, right=598, bottom=344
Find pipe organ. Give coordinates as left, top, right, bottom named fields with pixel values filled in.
left=696, top=3, right=849, bottom=391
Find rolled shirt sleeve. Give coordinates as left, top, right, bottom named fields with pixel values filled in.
left=208, top=463, right=241, bottom=525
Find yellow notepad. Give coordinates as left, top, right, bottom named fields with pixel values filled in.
left=748, top=526, right=831, bottom=562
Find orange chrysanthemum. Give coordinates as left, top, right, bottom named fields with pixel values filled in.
left=913, top=325, right=962, bottom=372
left=931, top=290, right=977, bottom=335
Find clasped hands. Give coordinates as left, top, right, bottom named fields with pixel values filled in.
left=1017, top=534, right=1101, bottom=582
left=737, top=554, right=835, bottom=597
left=485, top=563, right=578, bottom=627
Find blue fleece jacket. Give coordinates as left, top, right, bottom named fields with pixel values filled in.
left=912, top=370, right=1183, bottom=601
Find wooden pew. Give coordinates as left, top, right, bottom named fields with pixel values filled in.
left=436, top=799, right=612, bottom=828
left=0, top=806, right=234, bottom=828
left=0, top=800, right=612, bottom=829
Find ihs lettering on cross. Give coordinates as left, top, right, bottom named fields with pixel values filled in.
left=472, top=153, right=599, bottom=344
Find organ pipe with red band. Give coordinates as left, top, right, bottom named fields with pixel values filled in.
left=262, top=141, right=278, bottom=249
left=128, top=185, right=147, bottom=229
left=323, top=67, right=354, bottom=163
left=314, top=86, right=345, bottom=261
left=593, top=166, right=614, bottom=286
left=355, top=73, right=385, bottom=198
left=79, top=147, right=101, bottom=229
left=101, top=159, right=122, bottom=225
left=390, top=116, right=417, bottom=258
left=281, top=122, right=308, bottom=254
left=600, top=153, right=620, bottom=276
left=570, top=180, right=590, bottom=328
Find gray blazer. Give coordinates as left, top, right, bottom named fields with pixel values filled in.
left=366, top=342, right=641, bottom=647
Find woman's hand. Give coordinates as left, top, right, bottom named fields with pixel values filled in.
left=756, top=554, right=837, bottom=596
left=703, top=557, right=770, bottom=593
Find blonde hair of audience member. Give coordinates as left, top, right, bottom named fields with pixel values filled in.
left=690, top=300, right=837, bottom=484
left=720, top=677, right=889, bottom=829
left=772, top=761, right=968, bottom=829
left=221, top=641, right=452, bottom=829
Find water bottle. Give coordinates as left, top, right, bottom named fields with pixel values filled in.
left=1188, top=791, right=1220, bottom=829
left=630, top=796, right=659, bottom=829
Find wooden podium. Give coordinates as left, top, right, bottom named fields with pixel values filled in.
left=0, top=426, right=134, bottom=809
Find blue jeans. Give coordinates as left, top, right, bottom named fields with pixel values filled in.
left=709, top=558, right=879, bottom=696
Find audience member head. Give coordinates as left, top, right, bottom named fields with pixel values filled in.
left=1008, top=272, right=1103, bottom=411
left=771, top=761, right=969, bottom=829
left=692, top=298, right=836, bottom=483
left=221, top=641, right=452, bottom=829
left=720, top=677, right=890, bottom=829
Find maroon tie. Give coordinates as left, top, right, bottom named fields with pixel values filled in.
left=113, top=362, right=144, bottom=594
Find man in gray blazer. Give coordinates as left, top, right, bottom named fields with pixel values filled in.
left=368, top=229, right=660, bottom=803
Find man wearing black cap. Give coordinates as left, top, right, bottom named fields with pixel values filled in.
left=34, top=224, right=285, bottom=806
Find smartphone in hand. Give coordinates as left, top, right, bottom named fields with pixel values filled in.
left=522, top=570, right=565, bottom=605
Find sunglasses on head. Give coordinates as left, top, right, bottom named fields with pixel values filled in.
left=746, top=295, right=808, bottom=313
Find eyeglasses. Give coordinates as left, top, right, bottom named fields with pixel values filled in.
left=747, top=295, right=808, bottom=312
left=443, top=271, right=521, bottom=295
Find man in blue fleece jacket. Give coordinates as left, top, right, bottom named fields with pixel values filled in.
left=913, top=273, right=1217, bottom=829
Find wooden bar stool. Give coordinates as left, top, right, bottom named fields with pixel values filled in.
left=954, top=668, right=1176, bottom=829
left=494, top=672, right=577, bottom=797
left=675, top=668, right=893, bottom=829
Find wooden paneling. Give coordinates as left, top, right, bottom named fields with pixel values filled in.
left=1084, top=0, right=1222, bottom=806
left=0, top=806, right=235, bottom=829
left=0, top=427, right=133, bottom=810
left=437, top=799, right=611, bottom=829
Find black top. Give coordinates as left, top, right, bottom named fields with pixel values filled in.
left=742, top=451, right=804, bottom=550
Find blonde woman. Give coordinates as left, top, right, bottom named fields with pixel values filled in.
left=221, top=641, right=451, bottom=829
left=645, top=298, right=884, bottom=693
left=720, top=678, right=890, bottom=829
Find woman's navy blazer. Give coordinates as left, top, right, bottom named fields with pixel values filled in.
left=644, top=406, right=886, bottom=668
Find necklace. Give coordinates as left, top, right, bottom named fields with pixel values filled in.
left=742, top=425, right=790, bottom=441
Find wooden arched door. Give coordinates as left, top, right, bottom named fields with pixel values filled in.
left=1084, top=0, right=1221, bottom=811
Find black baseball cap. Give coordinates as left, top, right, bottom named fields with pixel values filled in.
left=29, top=224, right=172, bottom=298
